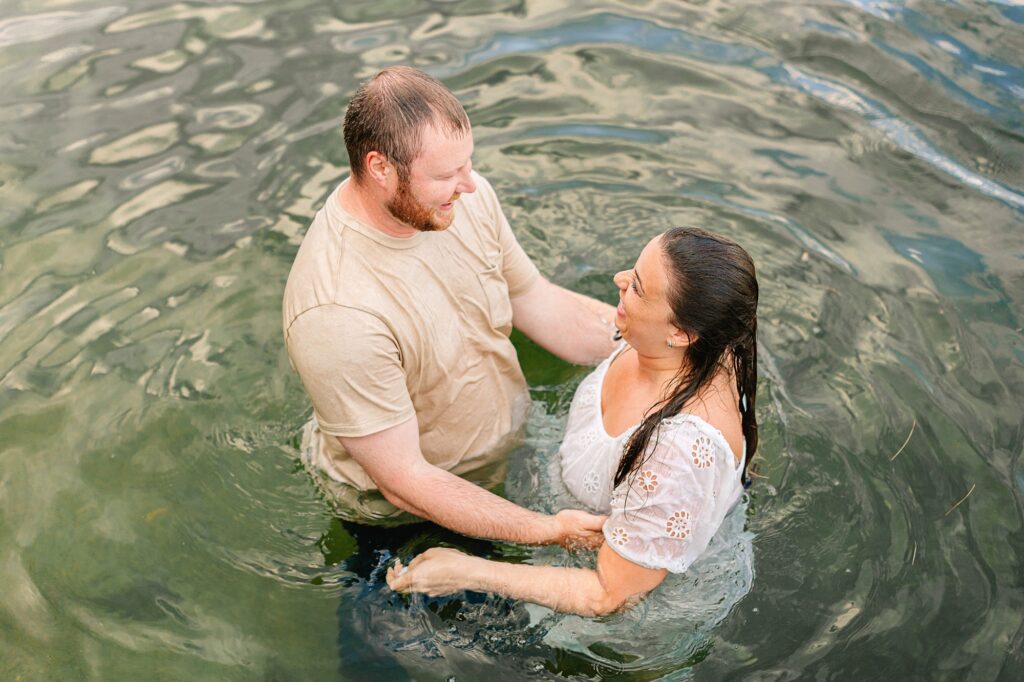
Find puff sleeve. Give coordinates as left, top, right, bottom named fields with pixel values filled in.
left=602, top=419, right=736, bottom=573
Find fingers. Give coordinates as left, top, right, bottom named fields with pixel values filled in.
left=386, top=560, right=406, bottom=591
left=386, top=552, right=433, bottom=593
left=388, top=558, right=421, bottom=592
left=560, top=525, right=606, bottom=550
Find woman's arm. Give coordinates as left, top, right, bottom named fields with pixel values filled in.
left=386, top=543, right=667, bottom=617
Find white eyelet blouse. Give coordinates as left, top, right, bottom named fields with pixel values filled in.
left=560, top=343, right=746, bottom=574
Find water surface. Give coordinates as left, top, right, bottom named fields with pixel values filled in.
left=1, top=0, right=1022, bottom=679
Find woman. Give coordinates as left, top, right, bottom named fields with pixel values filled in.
left=387, top=227, right=758, bottom=616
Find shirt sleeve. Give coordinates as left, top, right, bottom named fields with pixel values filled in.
left=474, top=173, right=540, bottom=297
left=602, top=422, right=724, bottom=573
left=285, top=304, right=414, bottom=438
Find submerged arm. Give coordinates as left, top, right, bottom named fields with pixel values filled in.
left=340, top=416, right=605, bottom=547
left=386, top=543, right=667, bottom=616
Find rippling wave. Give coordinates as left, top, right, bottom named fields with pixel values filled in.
left=0, top=0, right=1021, bottom=678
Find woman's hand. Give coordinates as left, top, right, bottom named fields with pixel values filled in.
left=386, top=544, right=665, bottom=615
left=386, top=547, right=477, bottom=597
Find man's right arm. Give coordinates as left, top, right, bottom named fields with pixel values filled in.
left=339, top=415, right=605, bottom=547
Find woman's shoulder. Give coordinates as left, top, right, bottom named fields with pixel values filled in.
left=656, top=413, right=741, bottom=468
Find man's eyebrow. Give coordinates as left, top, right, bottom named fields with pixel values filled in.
left=439, top=159, right=469, bottom=175
left=633, top=269, right=645, bottom=294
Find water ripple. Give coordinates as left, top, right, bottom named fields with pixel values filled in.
left=0, top=7, right=127, bottom=48
left=778, top=65, right=1024, bottom=211
left=1, top=0, right=1022, bottom=678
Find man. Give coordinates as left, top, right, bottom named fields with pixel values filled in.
left=283, top=67, right=617, bottom=547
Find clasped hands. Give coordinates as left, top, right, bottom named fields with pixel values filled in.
left=387, top=509, right=606, bottom=597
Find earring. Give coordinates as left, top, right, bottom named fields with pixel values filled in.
left=667, top=339, right=674, bottom=348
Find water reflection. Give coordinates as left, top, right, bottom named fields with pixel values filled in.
left=0, top=0, right=1021, bottom=678
left=0, top=7, right=128, bottom=48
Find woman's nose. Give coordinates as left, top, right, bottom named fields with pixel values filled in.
left=613, top=270, right=628, bottom=289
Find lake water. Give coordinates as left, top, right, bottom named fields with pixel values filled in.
left=1, top=0, right=1022, bottom=679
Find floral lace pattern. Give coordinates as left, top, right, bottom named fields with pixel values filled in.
left=558, top=344, right=745, bottom=573
left=691, top=434, right=715, bottom=469
left=665, top=510, right=691, bottom=539
left=575, top=381, right=598, bottom=408
left=638, top=469, right=659, bottom=492
left=608, top=527, right=630, bottom=546
left=578, top=430, right=598, bottom=450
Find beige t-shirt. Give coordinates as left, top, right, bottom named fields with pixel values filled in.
left=283, top=171, right=540, bottom=492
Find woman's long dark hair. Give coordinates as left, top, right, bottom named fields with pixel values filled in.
left=613, top=227, right=759, bottom=487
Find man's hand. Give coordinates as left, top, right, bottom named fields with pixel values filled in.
left=552, top=509, right=607, bottom=549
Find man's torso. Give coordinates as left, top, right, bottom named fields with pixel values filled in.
left=283, top=172, right=537, bottom=496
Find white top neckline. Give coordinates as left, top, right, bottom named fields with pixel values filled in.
left=593, top=342, right=745, bottom=472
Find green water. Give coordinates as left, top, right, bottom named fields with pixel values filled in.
left=1, top=0, right=1022, bottom=679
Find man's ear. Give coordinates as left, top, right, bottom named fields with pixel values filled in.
left=364, top=151, right=391, bottom=188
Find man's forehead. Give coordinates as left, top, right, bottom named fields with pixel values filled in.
left=413, top=123, right=473, bottom=167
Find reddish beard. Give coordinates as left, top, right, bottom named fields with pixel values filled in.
left=385, top=179, right=457, bottom=232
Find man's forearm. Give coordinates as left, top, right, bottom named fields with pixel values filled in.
left=568, top=289, right=617, bottom=324
left=558, top=286, right=617, bottom=364
left=513, top=279, right=616, bottom=365
left=379, top=462, right=557, bottom=544
left=339, top=421, right=603, bottom=547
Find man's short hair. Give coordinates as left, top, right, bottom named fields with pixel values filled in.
left=343, top=67, right=471, bottom=183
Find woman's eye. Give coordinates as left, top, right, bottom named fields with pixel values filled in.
left=631, top=280, right=640, bottom=294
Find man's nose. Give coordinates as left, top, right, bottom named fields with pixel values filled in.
left=457, top=171, right=476, bottom=195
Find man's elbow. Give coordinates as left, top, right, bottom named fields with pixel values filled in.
left=373, top=479, right=423, bottom=517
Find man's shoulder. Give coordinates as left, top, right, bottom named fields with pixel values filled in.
left=282, top=202, right=379, bottom=333
left=453, top=172, right=508, bottom=245
left=286, top=302, right=393, bottom=341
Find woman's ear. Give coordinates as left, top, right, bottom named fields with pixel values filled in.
left=669, top=327, right=694, bottom=349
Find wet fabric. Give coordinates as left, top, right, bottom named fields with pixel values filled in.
left=284, top=172, right=539, bottom=492
left=560, top=344, right=746, bottom=573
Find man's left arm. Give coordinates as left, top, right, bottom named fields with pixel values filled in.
left=511, top=276, right=617, bottom=365
left=473, top=172, right=616, bottom=364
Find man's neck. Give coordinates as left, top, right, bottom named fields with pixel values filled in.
left=337, top=178, right=419, bottom=239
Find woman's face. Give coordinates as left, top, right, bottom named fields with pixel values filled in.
left=612, top=235, right=685, bottom=354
